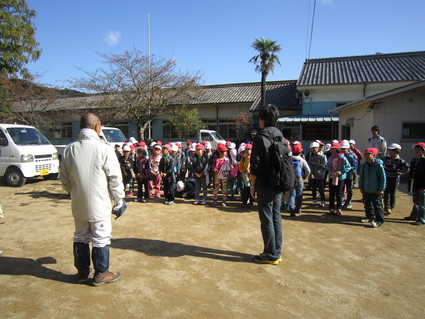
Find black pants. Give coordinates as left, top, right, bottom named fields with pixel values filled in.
left=383, top=178, right=398, bottom=210
left=241, top=186, right=254, bottom=206
left=363, top=192, right=385, bottom=223
left=137, top=178, right=150, bottom=200
left=329, top=180, right=344, bottom=209
left=74, top=242, right=109, bottom=276
left=163, top=178, right=175, bottom=202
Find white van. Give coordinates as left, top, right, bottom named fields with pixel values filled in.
left=198, top=130, right=226, bottom=150
left=0, top=124, right=59, bottom=187
left=54, top=126, right=127, bottom=158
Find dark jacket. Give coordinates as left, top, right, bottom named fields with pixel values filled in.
left=192, top=154, right=209, bottom=176
left=250, top=126, right=287, bottom=193
left=159, top=155, right=175, bottom=183
left=409, top=157, right=425, bottom=192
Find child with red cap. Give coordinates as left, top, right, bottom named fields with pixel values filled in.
left=359, top=148, right=386, bottom=228
left=192, top=144, right=209, bottom=205
left=159, top=145, right=176, bottom=205
left=212, top=143, right=232, bottom=206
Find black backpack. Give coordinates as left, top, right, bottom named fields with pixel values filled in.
left=265, top=136, right=295, bottom=192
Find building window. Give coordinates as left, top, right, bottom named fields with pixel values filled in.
left=50, top=122, right=72, bottom=139
left=302, top=123, right=338, bottom=141
left=402, top=123, right=425, bottom=139
left=113, top=121, right=129, bottom=139
left=163, top=121, right=178, bottom=139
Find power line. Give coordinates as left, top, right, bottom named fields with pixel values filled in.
left=307, top=0, right=317, bottom=60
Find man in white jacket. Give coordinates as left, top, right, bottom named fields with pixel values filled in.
left=60, top=113, right=125, bottom=286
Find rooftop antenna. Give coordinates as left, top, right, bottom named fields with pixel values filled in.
left=307, top=0, right=317, bottom=60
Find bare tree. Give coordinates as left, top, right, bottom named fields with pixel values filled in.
left=0, top=74, right=71, bottom=129
left=72, top=49, right=203, bottom=140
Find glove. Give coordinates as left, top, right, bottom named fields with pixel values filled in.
left=112, top=199, right=127, bottom=220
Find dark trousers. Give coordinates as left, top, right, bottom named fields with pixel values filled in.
left=343, top=174, right=353, bottom=204
left=137, top=178, right=150, bottom=200
left=383, top=178, right=398, bottom=210
left=363, top=193, right=385, bottom=223
left=163, top=179, right=175, bottom=202
left=73, top=242, right=109, bottom=275
left=311, top=179, right=325, bottom=201
left=257, top=189, right=282, bottom=260
left=241, top=186, right=254, bottom=206
left=329, top=180, right=344, bottom=209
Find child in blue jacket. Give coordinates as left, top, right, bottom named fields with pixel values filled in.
left=326, top=142, right=351, bottom=216
left=359, top=148, right=386, bottom=228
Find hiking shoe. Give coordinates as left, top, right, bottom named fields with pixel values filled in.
left=260, top=253, right=282, bottom=262
left=254, top=255, right=279, bottom=265
left=77, top=268, right=91, bottom=284
left=93, top=271, right=121, bottom=286
left=201, top=199, right=207, bottom=205
left=371, top=221, right=383, bottom=228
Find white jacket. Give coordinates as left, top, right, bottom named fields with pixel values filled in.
left=60, top=129, right=125, bottom=222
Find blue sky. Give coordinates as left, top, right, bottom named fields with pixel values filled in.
left=26, top=0, right=425, bottom=88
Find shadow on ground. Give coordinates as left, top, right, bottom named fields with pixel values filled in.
left=111, top=238, right=254, bottom=263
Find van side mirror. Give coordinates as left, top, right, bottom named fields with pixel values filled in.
left=0, top=137, right=7, bottom=146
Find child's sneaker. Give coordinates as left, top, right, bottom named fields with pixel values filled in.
left=194, top=200, right=199, bottom=205
left=335, top=209, right=342, bottom=216
left=201, top=199, right=207, bottom=205
left=168, top=201, right=174, bottom=205
left=346, top=202, right=352, bottom=209
left=313, top=200, right=318, bottom=205
left=222, top=201, right=226, bottom=207
left=212, top=199, right=218, bottom=205
left=254, top=254, right=279, bottom=265
left=320, top=201, right=326, bottom=207
left=164, top=201, right=169, bottom=205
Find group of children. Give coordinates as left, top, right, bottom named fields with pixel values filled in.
left=114, top=136, right=425, bottom=228
left=114, top=139, right=255, bottom=208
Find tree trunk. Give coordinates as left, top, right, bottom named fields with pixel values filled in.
left=139, top=120, right=151, bottom=142
left=261, top=71, right=267, bottom=107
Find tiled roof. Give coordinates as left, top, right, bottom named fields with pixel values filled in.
left=277, top=115, right=339, bottom=123
left=187, top=80, right=300, bottom=111
left=297, top=51, right=425, bottom=86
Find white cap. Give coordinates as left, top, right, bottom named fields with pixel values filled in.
left=205, top=142, right=212, bottom=149
left=122, top=145, right=131, bottom=152
left=332, top=139, right=339, bottom=144
left=349, top=139, right=356, bottom=145
left=238, top=145, right=246, bottom=154
left=229, top=142, right=236, bottom=149
left=154, top=144, right=162, bottom=150
left=310, top=142, right=320, bottom=148
left=150, top=141, right=157, bottom=147
left=388, top=143, right=401, bottom=150
left=176, top=181, right=185, bottom=192
left=129, top=137, right=138, bottom=144
left=171, top=144, right=179, bottom=152
left=340, top=141, right=350, bottom=149
left=190, top=144, right=196, bottom=151
left=324, top=143, right=331, bottom=152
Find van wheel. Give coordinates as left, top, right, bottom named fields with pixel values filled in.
left=5, top=167, right=26, bottom=187
left=43, top=173, right=59, bottom=180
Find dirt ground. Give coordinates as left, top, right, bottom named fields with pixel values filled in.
left=0, top=178, right=424, bottom=319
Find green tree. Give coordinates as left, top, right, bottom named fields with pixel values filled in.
left=0, top=0, right=41, bottom=78
left=249, top=37, right=281, bottom=107
left=167, top=105, right=205, bottom=140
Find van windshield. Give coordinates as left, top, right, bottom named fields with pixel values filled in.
left=7, top=127, right=51, bottom=145
left=102, top=129, right=127, bottom=143
left=210, top=131, right=224, bottom=141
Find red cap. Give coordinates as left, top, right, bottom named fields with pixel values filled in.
left=364, top=148, right=378, bottom=155
left=139, top=141, right=146, bottom=146
left=414, top=142, right=425, bottom=150
left=217, top=143, right=228, bottom=152
left=176, top=142, right=182, bottom=147
left=162, top=144, right=171, bottom=151
left=195, top=143, right=205, bottom=150
left=226, top=141, right=231, bottom=145
left=330, top=142, right=341, bottom=149
left=129, top=144, right=136, bottom=151
left=156, top=141, right=162, bottom=145
left=245, top=144, right=252, bottom=149
left=291, top=143, right=302, bottom=154
left=201, top=140, right=208, bottom=145
left=187, top=141, right=193, bottom=145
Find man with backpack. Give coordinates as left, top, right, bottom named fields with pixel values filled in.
left=250, top=105, right=293, bottom=265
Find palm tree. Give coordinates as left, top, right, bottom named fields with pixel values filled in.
left=249, top=37, right=281, bottom=107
